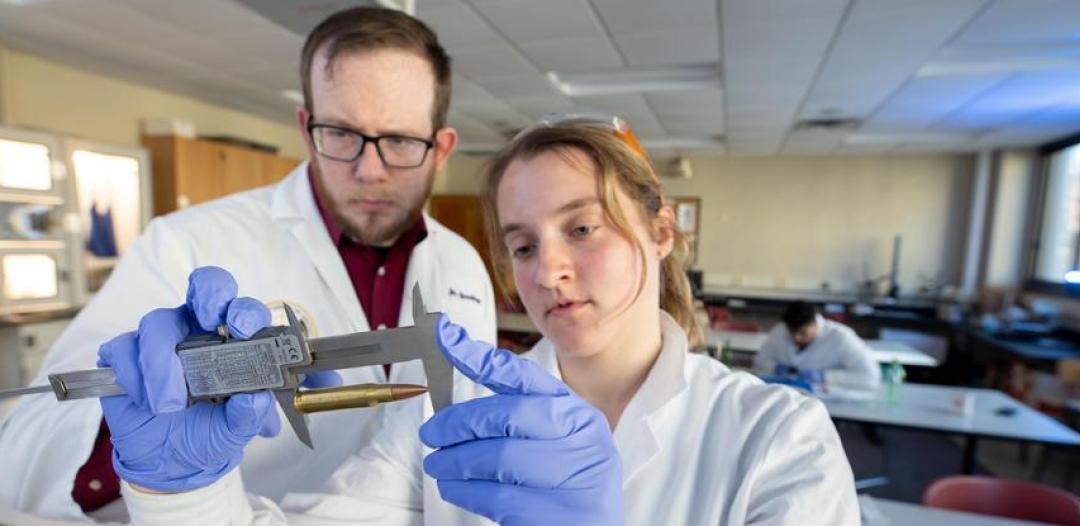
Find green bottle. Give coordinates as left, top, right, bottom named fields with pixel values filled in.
left=884, top=359, right=906, bottom=405
left=720, top=339, right=734, bottom=366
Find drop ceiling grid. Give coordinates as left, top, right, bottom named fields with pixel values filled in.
left=589, top=0, right=716, bottom=35
left=939, top=70, right=1080, bottom=132
left=722, top=0, right=849, bottom=155
left=469, top=0, right=608, bottom=43
left=793, top=0, right=989, bottom=122
left=415, top=1, right=506, bottom=49
left=35, top=1, right=197, bottom=52
left=862, top=73, right=1010, bottom=132
left=781, top=0, right=990, bottom=155
left=116, top=0, right=277, bottom=40
left=951, top=0, right=1080, bottom=45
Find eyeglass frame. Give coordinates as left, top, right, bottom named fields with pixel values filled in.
left=305, top=118, right=437, bottom=168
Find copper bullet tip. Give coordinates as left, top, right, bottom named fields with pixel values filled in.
left=389, top=384, right=428, bottom=401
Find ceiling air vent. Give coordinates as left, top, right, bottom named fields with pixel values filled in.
left=793, top=117, right=861, bottom=131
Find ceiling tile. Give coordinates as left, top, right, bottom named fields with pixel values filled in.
left=451, top=45, right=539, bottom=78
left=519, top=37, right=624, bottom=73
left=953, top=0, right=1080, bottom=45
left=721, top=0, right=849, bottom=155
left=864, top=73, right=1009, bottom=131
left=416, top=1, right=506, bottom=49
left=795, top=0, right=987, bottom=121
left=470, top=0, right=606, bottom=42
left=611, top=29, right=719, bottom=67
left=592, top=0, right=716, bottom=34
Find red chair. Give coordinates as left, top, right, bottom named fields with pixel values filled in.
left=705, top=305, right=731, bottom=326
left=922, top=475, right=1080, bottom=525
left=711, top=320, right=761, bottom=333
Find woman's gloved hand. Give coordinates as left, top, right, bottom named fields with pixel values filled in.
left=98, top=266, right=339, bottom=492
left=421, top=316, right=623, bottom=525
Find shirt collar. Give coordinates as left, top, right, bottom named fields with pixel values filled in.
left=526, top=311, right=689, bottom=417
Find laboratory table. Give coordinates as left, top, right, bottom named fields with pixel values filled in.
left=824, top=383, right=1080, bottom=474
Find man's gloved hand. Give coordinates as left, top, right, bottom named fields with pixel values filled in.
left=797, top=368, right=826, bottom=387
left=420, top=316, right=623, bottom=525
left=98, top=266, right=340, bottom=492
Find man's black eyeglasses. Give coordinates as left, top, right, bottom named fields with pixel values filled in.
left=307, top=121, right=435, bottom=168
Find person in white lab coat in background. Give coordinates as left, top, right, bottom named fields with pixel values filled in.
left=0, top=7, right=497, bottom=523
left=755, top=301, right=882, bottom=391
left=122, top=116, right=860, bottom=525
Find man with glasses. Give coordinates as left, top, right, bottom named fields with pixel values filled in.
left=0, top=7, right=498, bottom=522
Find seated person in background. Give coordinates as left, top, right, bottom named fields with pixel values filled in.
left=755, top=301, right=881, bottom=391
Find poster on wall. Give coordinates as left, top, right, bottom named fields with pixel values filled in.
left=671, top=196, right=701, bottom=265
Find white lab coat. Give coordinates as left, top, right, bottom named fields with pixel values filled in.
left=0, top=163, right=496, bottom=522
left=122, top=312, right=860, bottom=525
left=754, top=315, right=882, bottom=390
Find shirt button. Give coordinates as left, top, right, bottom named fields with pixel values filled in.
left=377, top=323, right=387, bottom=330
left=88, top=479, right=103, bottom=491
left=377, top=266, right=386, bottom=277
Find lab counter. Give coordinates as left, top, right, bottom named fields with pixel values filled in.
left=701, top=285, right=940, bottom=311
left=964, top=327, right=1080, bottom=372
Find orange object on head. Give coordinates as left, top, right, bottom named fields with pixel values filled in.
left=519, top=114, right=659, bottom=183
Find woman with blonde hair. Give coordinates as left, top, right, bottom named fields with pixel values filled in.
left=121, top=116, right=859, bottom=525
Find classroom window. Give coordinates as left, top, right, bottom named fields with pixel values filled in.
left=1034, top=141, right=1080, bottom=284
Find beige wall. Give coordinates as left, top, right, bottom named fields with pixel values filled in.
left=442, top=153, right=975, bottom=294
left=0, top=46, right=307, bottom=158
left=434, top=153, right=490, bottom=194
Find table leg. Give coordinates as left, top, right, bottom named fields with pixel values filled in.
left=962, top=436, right=978, bottom=474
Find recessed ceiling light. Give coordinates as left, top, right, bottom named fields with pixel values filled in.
left=547, top=64, right=720, bottom=97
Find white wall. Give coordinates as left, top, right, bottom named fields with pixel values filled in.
left=0, top=46, right=307, bottom=158
left=441, top=153, right=975, bottom=295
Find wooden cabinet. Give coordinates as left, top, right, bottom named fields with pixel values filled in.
left=429, top=194, right=509, bottom=303
left=142, top=135, right=301, bottom=216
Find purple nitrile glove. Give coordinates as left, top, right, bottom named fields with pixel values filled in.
left=98, top=266, right=339, bottom=492
left=420, top=315, right=623, bottom=525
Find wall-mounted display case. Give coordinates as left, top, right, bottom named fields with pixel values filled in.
left=0, top=126, right=79, bottom=315
left=0, top=127, right=152, bottom=315
left=63, top=139, right=152, bottom=300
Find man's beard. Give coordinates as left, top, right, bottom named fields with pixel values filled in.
left=313, top=165, right=434, bottom=247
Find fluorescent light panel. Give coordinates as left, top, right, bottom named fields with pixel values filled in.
left=548, top=64, right=720, bottom=97
left=917, top=43, right=1080, bottom=77
left=845, top=132, right=975, bottom=145
left=641, top=137, right=724, bottom=149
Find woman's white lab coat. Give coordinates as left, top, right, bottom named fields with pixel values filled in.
left=123, top=313, right=860, bottom=525
left=0, top=163, right=496, bottom=522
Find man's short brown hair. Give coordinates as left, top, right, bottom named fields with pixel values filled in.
left=300, top=7, right=452, bottom=130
